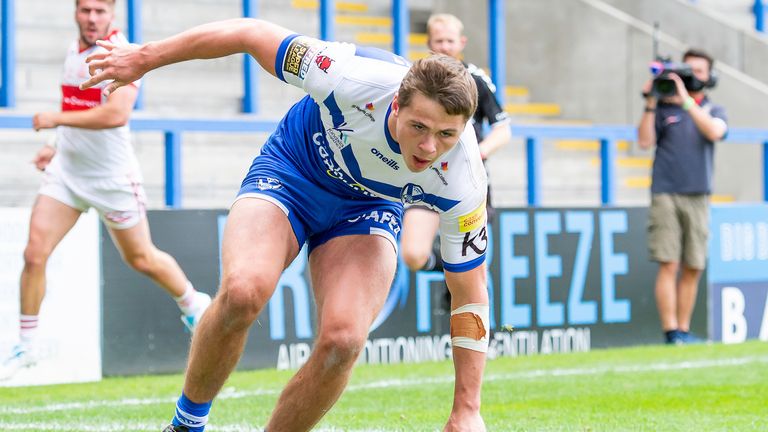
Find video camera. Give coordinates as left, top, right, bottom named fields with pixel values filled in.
left=649, top=58, right=717, bottom=98
left=650, top=59, right=698, bottom=98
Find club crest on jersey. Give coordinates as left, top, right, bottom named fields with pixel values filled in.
left=255, top=177, right=283, bottom=191
left=315, top=55, right=334, bottom=73
left=400, top=183, right=425, bottom=204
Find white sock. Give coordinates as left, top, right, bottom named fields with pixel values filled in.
left=20, top=314, right=39, bottom=348
left=174, top=282, right=200, bottom=315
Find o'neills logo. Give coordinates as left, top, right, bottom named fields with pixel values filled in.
left=352, top=104, right=376, bottom=122
left=371, top=148, right=399, bottom=170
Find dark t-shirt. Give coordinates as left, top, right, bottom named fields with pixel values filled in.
left=465, top=63, right=508, bottom=142
left=651, top=96, right=727, bottom=194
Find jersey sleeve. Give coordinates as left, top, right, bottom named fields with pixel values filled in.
left=438, top=130, right=489, bottom=273
left=439, top=193, right=488, bottom=273
left=274, top=34, right=356, bottom=103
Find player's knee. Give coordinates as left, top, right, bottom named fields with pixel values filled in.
left=315, top=326, right=366, bottom=370
left=218, top=273, right=271, bottom=325
left=401, top=248, right=428, bottom=272
left=124, top=250, right=154, bottom=274
left=22, top=242, right=50, bottom=270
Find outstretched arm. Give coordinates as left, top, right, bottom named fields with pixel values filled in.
left=443, top=264, right=489, bottom=432
left=478, top=120, right=511, bottom=160
left=81, top=18, right=293, bottom=94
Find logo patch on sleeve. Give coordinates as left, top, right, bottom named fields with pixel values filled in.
left=458, top=202, right=486, bottom=233
left=283, top=39, right=310, bottom=77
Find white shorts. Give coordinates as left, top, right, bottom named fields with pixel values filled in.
left=39, top=159, right=147, bottom=230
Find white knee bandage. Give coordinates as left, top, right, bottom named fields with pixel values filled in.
left=450, top=303, right=490, bottom=353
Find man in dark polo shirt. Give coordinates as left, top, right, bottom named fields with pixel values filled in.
left=638, top=48, right=727, bottom=345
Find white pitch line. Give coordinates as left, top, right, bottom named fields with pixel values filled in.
left=2, top=355, right=767, bottom=417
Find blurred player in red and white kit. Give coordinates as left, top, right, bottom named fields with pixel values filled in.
left=0, top=0, right=211, bottom=380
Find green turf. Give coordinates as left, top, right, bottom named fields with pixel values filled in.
left=1, top=341, right=767, bottom=431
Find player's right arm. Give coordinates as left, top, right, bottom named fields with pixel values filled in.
left=637, top=79, right=657, bottom=150
left=81, top=18, right=293, bottom=94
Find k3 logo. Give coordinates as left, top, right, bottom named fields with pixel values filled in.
left=462, top=226, right=488, bottom=256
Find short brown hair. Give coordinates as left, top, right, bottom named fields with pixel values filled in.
left=683, top=48, right=714, bottom=71
left=76, top=0, right=116, bottom=6
left=398, top=54, right=477, bottom=120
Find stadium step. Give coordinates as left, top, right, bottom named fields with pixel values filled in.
left=505, top=102, right=562, bottom=117
left=290, top=0, right=369, bottom=13
left=556, top=140, right=631, bottom=152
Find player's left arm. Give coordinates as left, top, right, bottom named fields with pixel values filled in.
left=668, top=73, right=727, bottom=142
left=688, top=102, right=727, bottom=142
left=476, top=80, right=511, bottom=160
left=32, top=85, right=137, bottom=131
left=478, top=119, right=511, bottom=161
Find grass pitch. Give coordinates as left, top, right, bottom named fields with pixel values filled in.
left=1, top=341, right=766, bottom=431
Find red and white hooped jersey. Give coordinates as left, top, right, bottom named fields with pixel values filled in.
left=54, top=30, right=142, bottom=178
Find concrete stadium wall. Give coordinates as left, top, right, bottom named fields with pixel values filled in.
left=602, top=0, right=768, bottom=86
left=436, top=0, right=768, bottom=202
left=438, top=0, right=768, bottom=127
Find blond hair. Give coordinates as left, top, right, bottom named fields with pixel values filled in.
left=398, top=54, right=477, bottom=120
left=426, top=13, right=464, bottom=37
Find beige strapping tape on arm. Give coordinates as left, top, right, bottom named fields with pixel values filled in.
left=450, top=303, right=490, bottom=352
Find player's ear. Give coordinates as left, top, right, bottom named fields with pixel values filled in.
left=392, top=93, right=400, bottom=116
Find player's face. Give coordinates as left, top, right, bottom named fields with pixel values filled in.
left=76, top=0, right=113, bottom=48
left=393, top=92, right=467, bottom=173
left=427, top=22, right=466, bottom=59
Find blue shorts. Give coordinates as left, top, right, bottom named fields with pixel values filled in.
left=236, top=137, right=403, bottom=254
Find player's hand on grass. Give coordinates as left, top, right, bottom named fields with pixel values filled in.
left=32, top=145, right=56, bottom=171
left=81, top=40, right=144, bottom=96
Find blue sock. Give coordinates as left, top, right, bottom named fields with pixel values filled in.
left=171, top=392, right=212, bottom=432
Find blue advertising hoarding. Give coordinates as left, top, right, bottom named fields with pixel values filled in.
left=708, top=204, right=768, bottom=343
left=102, top=207, right=692, bottom=375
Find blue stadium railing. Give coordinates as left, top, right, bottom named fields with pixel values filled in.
left=2, top=113, right=768, bottom=208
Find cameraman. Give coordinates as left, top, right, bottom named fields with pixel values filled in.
left=637, top=48, right=727, bottom=345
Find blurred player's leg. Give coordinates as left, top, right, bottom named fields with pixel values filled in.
left=169, top=198, right=300, bottom=432
left=265, top=233, right=397, bottom=431
left=401, top=206, right=441, bottom=271
left=108, top=216, right=211, bottom=332
left=655, top=261, right=681, bottom=343
left=0, top=196, right=80, bottom=380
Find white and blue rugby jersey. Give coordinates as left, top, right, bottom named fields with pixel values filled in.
left=273, top=34, right=488, bottom=272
